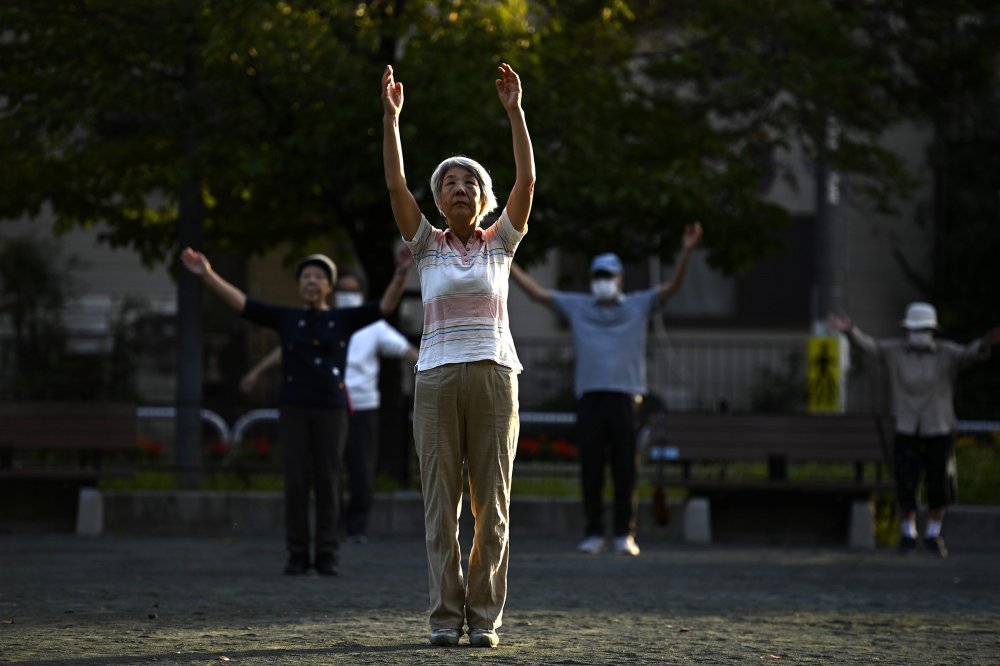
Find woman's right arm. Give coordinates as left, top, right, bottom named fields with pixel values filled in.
left=382, top=65, right=422, bottom=241
left=180, top=247, right=247, bottom=312
left=827, top=313, right=879, bottom=356
left=510, top=262, right=554, bottom=306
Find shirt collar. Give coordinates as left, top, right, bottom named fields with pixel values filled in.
left=444, top=226, right=483, bottom=241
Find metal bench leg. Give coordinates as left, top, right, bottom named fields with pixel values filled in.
left=684, top=497, right=712, bottom=544
left=76, top=488, right=104, bottom=537
left=848, top=499, right=875, bottom=550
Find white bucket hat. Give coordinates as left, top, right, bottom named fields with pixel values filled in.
left=901, top=302, right=938, bottom=330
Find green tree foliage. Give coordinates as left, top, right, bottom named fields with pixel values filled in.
left=0, top=0, right=938, bottom=281
left=858, top=2, right=1000, bottom=415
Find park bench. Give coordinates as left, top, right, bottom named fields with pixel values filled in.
left=644, top=412, right=893, bottom=548
left=0, top=402, right=137, bottom=532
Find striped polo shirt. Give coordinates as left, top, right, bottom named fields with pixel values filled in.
left=404, top=209, right=525, bottom=372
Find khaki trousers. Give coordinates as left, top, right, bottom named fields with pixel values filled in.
left=413, top=360, right=519, bottom=632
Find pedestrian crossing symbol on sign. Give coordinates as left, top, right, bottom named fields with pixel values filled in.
left=807, top=335, right=845, bottom=413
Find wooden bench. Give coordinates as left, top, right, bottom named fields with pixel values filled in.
left=644, top=413, right=893, bottom=547
left=0, top=402, right=137, bottom=532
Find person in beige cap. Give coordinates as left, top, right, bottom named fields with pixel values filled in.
left=828, top=303, right=1000, bottom=557
left=180, top=247, right=411, bottom=576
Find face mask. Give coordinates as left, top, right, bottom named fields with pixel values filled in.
left=335, top=292, right=364, bottom=309
left=590, top=278, right=619, bottom=301
left=908, top=331, right=934, bottom=347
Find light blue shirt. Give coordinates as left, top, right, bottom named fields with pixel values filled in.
left=550, top=288, right=660, bottom=398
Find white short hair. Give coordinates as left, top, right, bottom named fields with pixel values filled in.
left=430, top=155, right=497, bottom=222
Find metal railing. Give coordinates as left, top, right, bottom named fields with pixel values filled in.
left=514, top=335, right=890, bottom=414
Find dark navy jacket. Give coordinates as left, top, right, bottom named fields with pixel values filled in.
left=242, top=299, right=381, bottom=408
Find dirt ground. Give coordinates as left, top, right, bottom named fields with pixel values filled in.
left=2, top=533, right=999, bottom=665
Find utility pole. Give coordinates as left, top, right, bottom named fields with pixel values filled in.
left=813, top=117, right=846, bottom=332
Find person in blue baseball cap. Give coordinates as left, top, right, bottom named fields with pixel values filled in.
left=510, top=222, right=703, bottom=557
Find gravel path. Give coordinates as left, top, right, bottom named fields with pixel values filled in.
left=2, top=534, right=999, bottom=665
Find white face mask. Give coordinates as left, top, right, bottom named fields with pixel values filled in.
left=908, top=330, right=934, bottom=347
left=590, top=278, right=619, bottom=301
left=335, top=292, right=364, bottom=309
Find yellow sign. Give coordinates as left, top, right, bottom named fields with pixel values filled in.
left=807, top=336, right=843, bottom=413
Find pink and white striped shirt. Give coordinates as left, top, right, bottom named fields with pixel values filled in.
left=403, top=210, right=525, bottom=372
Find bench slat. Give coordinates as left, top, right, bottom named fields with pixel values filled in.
left=0, top=402, right=137, bottom=451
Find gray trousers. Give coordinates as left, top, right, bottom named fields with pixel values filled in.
left=278, top=404, right=348, bottom=559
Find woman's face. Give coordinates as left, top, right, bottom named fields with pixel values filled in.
left=298, top=265, right=333, bottom=307
left=438, top=167, right=482, bottom=224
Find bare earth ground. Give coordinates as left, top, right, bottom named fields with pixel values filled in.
left=1, top=534, right=999, bottom=665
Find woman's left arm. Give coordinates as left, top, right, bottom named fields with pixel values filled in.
left=658, top=223, right=703, bottom=304
left=496, top=63, right=535, bottom=233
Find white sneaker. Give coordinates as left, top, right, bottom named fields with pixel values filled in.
left=429, top=628, right=461, bottom=646
left=613, top=535, right=640, bottom=556
left=577, top=536, right=605, bottom=554
left=469, top=627, right=500, bottom=648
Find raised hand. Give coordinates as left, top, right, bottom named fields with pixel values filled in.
left=180, top=247, right=210, bottom=276
left=827, top=313, right=852, bottom=332
left=495, top=62, right=522, bottom=113
left=683, top=222, right=703, bottom=250
left=382, top=65, right=403, bottom=117
left=396, top=245, right=415, bottom=273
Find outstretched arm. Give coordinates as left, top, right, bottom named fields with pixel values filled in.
left=510, top=262, right=554, bottom=306
left=379, top=246, right=415, bottom=316
left=496, top=63, right=535, bottom=233
left=240, top=346, right=281, bottom=394
left=827, top=312, right=880, bottom=355
left=180, top=248, right=246, bottom=312
left=381, top=65, right=422, bottom=241
left=657, top=223, right=703, bottom=304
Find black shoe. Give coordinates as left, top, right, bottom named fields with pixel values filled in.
left=284, top=554, right=309, bottom=576
left=898, top=536, right=918, bottom=555
left=314, top=553, right=339, bottom=576
left=924, top=536, right=948, bottom=558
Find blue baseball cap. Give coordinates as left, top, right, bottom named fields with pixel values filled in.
left=590, top=253, right=623, bottom=275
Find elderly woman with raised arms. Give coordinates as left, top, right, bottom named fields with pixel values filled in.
left=381, top=61, right=534, bottom=648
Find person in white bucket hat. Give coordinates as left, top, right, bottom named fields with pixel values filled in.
left=828, top=304, right=1000, bottom=557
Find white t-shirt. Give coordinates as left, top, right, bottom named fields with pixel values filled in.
left=346, top=320, right=412, bottom=411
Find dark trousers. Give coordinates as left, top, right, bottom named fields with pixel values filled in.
left=278, top=404, right=348, bottom=559
left=894, top=432, right=955, bottom=513
left=576, top=391, right=639, bottom=537
left=343, top=408, right=380, bottom=537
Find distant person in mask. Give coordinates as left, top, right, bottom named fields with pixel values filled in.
left=510, top=222, right=703, bottom=556
left=828, top=304, right=1000, bottom=557
left=241, top=257, right=418, bottom=545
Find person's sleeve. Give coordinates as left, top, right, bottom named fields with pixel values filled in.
left=241, top=299, right=282, bottom=330
left=949, top=339, right=989, bottom=368
left=375, top=321, right=413, bottom=358
left=640, top=287, right=661, bottom=315
left=549, top=291, right=579, bottom=320
left=490, top=209, right=526, bottom=255
left=402, top=215, right=434, bottom=258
